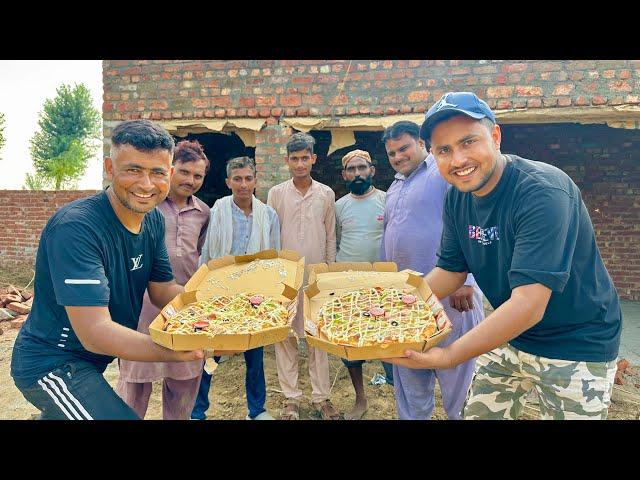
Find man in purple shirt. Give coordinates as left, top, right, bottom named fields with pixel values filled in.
left=116, top=140, right=211, bottom=419
left=381, top=121, right=485, bottom=420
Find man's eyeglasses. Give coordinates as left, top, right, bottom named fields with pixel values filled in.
left=344, top=164, right=371, bottom=174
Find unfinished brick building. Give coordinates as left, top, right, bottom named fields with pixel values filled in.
left=101, top=60, right=640, bottom=300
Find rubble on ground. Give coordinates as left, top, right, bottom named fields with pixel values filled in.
left=0, top=285, right=32, bottom=329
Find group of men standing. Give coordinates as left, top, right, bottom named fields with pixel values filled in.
left=11, top=91, right=622, bottom=421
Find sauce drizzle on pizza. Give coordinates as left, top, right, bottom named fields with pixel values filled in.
left=316, top=287, right=444, bottom=347
left=163, top=293, right=290, bottom=336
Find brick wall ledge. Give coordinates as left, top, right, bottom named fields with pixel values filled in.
left=494, top=104, right=640, bottom=128
left=105, top=104, right=640, bottom=135
left=284, top=105, right=640, bottom=130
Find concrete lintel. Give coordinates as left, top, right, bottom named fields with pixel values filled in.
left=280, top=105, right=640, bottom=131
left=103, top=104, right=640, bottom=138
left=494, top=104, right=640, bottom=128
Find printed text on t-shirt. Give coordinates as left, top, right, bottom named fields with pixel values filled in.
left=468, top=225, right=500, bottom=246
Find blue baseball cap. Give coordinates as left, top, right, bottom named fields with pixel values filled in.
left=419, top=92, right=496, bottom=142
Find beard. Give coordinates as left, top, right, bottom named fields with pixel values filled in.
left=346, top=175, right=373, bottom=195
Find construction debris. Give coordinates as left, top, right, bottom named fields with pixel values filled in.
left=9, top=315, right=27, bottom=329
left=0, top=286, right=31, bottom=330
left=615, top=358, right=630, bottom=385
left=6, top=302, right=31, bottom=315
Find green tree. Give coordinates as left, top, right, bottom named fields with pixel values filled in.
left=0, top=112, right=6, bottom=160
left=46, top=140, right=87, bottom=189
left=29, top=83, right=101, bottom=189
left=23, top=172, right=51, bottom=190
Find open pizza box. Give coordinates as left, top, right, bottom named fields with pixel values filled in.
left=303, top=262, right=452, bottom=360
left=148, top=249, right=304, bottom=351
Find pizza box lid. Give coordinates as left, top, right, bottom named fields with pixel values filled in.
left=184, top=249, right=304, bottom=304
left=303, top=263, right=451, bottom=360
left=148, top=284, right=298, bottom=351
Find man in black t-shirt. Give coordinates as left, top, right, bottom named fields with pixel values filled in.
left=386, top=92, right=622, bottom=420
left=11, top=120, right=205, bottom=419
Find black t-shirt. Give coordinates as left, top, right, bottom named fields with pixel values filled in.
left=437, top=155, right=621, bottom=362
left=11, top=190, right=173, bottom=384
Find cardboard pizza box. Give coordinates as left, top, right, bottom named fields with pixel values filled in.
left=149, top=284, right=299, bottom=351
left=149, top=249, right=304, bottom=351
left=303, top=262, right=451, bottom=360
left=185, top=249, right=305, bottom=301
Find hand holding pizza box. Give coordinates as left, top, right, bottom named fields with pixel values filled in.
left=303, top=262, right=452, bottom=361
left=149, top=249, right=304, bottom=352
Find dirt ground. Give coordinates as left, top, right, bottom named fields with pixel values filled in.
left=0, top=325, right=417, bottom=420
left=1, top=263, right=638, bottom=420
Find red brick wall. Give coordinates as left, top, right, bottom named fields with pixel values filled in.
left=501, top=123, right=640, bottom=301
left=0, top=191, right=99, bottom=265
left=103, top=60, right=640, bottom=121
left=254, top=123, right=294, bottom=200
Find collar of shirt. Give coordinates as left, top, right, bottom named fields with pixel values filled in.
left=231, top=197, right=253, bottom=218
left=164, top=195, right=203, bottom=214
left=287, top=177, right=317, bottom=198
left=393, top=155, right=431, bottom=182
left=349, top=186, right=377, bottom=200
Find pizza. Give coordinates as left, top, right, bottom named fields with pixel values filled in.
left=316, top=286, right=446, bottom=347
left=163, top=293, right=290, bottom=336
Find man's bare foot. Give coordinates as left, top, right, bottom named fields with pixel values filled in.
left=344, top=399, right=368, bottom=420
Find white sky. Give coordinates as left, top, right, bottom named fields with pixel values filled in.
left=0, top=60, right=103, bottom=190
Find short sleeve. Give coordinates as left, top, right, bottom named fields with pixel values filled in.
left=46, top=222, right=110, bottom=307
left=150, top=213, right=174, bottom=283
left=509, top=187, right=578, bottom=292
left=436, top=192, right=469, bottom=273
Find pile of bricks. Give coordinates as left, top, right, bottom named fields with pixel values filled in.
left=0, top=285, right=32, bottom=333
left=615, top=358, right=634, bottom=386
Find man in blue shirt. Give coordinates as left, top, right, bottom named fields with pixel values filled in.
left=387, top=92, right=622, bottom=419
left=11, top=120, right=204, bottom=420
left=191, top=156, right=281, bottom=420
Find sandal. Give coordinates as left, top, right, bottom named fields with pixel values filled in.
left=280, top=398, right=300, bottom=420
left=313, top=399, right=341, bottom=420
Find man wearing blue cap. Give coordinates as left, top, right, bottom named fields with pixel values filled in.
left=386, top=92, right=622, bottom=419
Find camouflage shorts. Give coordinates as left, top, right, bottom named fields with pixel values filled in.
left=462, top=344, right=617, bottom=420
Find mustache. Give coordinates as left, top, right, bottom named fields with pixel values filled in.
left=350, top=176, right=371, bottom=182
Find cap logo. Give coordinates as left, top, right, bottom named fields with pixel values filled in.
left=435, top=99, right=457, bottom=111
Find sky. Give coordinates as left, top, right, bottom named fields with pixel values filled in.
left=0, top=60, right=103, bottom=190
